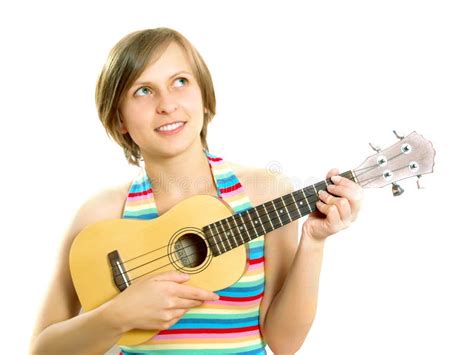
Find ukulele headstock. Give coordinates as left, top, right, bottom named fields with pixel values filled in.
left=353, top=131, right=436, bottom=193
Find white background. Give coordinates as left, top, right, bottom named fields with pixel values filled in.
left=1, top=1, right=473, bottom=354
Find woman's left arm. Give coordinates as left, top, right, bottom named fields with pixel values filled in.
left=259, top=168, right=363, bottom=354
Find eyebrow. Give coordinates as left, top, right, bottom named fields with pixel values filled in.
left=133, top=70, right=192, bottom=87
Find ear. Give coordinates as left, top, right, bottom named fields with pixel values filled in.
left=119, top=121, right=128, bottom=134
left=119, top=126, right=128, bottom=134
left=117, top=112, right=128, bottom=134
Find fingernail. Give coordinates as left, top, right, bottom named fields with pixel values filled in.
left=318, top=190, right=325, bottom=196
left=331, top=175, right=341, bottom=183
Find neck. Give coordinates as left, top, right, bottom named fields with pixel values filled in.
left=142, top=142, right=216, bottom=198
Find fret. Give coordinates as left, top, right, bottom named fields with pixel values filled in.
left=246, top=208, right=266, bottom=236
left=303, top=186, right=317, bottom=212
left=223, top=218, right=238, bottom=248
left=237, top=212, right=252, bottom=242
left=278, top=196, right=293, bottom=225
left=290, top=192, right=302, bottom=218
left=262, top=202, right=276, bottom=230
left=341, top=170, right=355, bottom=182
left=216, top=221, right=230, bottom=252
left=317, top=180, right=328, bottom=193
left=285, top=193, right=301, bottom=221
left=301, top=187, right=312, bottom=212
left=311, top=183, right=321, bottom=197
left=292, top=189, right=312, bottom=216
left=229, top=215, right=246, bottom=245
left=247, top=213, right=262, bottom=240
left=204, top=226, right=216, bottom=255
left=210, top=223, right=223, bottom=254
left=256, top=204, right=272, bottom=233
left=267, top=201, right=283, bottom=229
left=271, top=200, right=283, bottom=226
left=255, top=208, right=267, bottom=234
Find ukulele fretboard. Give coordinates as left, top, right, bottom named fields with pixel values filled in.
left=203, top=170, right=356, bottom=256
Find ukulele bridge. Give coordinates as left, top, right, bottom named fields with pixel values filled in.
left=108, top=250, right=130, bottom=292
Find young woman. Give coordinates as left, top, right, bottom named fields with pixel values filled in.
left=29, top=27, right=363, bottom=355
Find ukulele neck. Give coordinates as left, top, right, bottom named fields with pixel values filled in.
left=204, top=170, right=357, bottom=256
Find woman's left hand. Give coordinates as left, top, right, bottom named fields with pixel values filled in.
left=302, top=168, right=364, bottom=241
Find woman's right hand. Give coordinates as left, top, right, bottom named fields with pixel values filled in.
left=105, top=270, right=219, bottom=333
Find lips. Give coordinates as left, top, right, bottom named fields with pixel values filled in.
left=156, top=121, right=186, bottom=130
left=154, top=121, right=186, bottom=136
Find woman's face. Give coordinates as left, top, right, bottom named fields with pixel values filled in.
left=119, top=41, right=205, bottom=159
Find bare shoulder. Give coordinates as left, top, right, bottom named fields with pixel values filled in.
left=67, top=181, right=131, bottom=238
left=227, top=161, right=294, bottom=205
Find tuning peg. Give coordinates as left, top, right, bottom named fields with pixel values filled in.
left=391, top=182, right=404, bottom=196
left=369, top=142, right=381, bottom=152
left=416, top=175, right=424, bottom=189
left=393, top=130, right=405, bottom=140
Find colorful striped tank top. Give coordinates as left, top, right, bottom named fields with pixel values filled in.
left=119, top=149, right=267, bottom=354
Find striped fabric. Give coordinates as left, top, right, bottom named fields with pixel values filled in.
left=119, top=149, right=267, bottom=354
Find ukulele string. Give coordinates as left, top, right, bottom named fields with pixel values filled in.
left=119, top=169, right=363, bottom=266
left=115, top=165, right=377, bottom=288
left=116, top=187, right=322, bottom=287
left=114, top=165, right=380, bottom=287
left=353, top=150, right=409, bottom=187
left=356, top=164, right=409, bottom=186
left=117, top=174, right=341, bottom=272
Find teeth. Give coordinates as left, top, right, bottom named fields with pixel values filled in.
left=157, top=122, right=184, bottom=131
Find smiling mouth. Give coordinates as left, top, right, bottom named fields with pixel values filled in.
left=155, top=121, right=186, bottom=134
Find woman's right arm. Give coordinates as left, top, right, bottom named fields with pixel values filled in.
left=28, top=187, right=131, bottom=355
left=29, top=186, right=220, bottom=355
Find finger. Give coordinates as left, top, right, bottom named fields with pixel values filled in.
left=171, top=308, right=190, bottom=319
left=316, top=200, right=342, bottom=226
left=327, top=184, right=362, bottom=203
left=163, top=308, right=189, bottom=321
left=326, top=184, right=363, bottom=219
left=151, top=270, right=190, bottom=283
left=319, top=190, right=352, bottom=226
left=318, top=189, right=337, bottom=205
left=173, top=298, right=204, bottom=309
left=330, top=174, right=360, bottom=188
left=334, top=197, right=352, bottom=226
left=318, top=190, right=350, bottom=225
left=175, top=284, right=220, bottom=301
left=326, top=168, right=340, bottom=180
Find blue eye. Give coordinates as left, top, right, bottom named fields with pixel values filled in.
left=134, top=78, right=188, bottom=97
left=135, top=87, right=151, bottom=97
left=175, top=77, right=188, bottom=87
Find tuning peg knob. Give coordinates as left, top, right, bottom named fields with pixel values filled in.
left=369, top=142, right=381, bottom=152
left=416, top=175, right=424, bottom=189
left=392, top=182, right=404, bottom=196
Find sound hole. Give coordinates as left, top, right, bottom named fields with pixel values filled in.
left=174, top=233, right=208, bottom=268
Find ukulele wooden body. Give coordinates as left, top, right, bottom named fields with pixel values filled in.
left=69, top=194, right=248, bottom=346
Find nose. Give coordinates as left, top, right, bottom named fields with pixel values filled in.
left=155, top=91, right=178, bottom=115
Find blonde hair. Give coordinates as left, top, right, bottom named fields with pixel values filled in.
left=95, top=27, right=216, bottom=166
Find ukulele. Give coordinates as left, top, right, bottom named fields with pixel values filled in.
left=69, top=131, right=436, bottom=345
